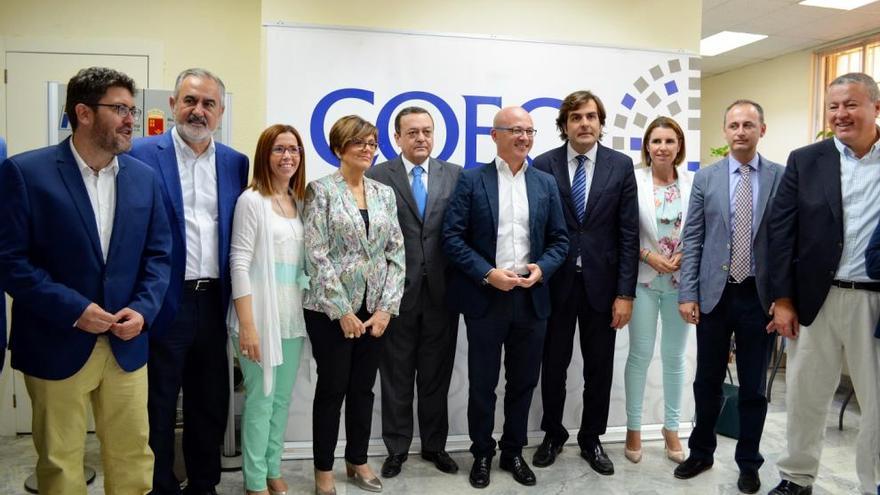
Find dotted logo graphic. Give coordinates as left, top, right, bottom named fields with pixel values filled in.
left=607, top=56, right=701, bottom=171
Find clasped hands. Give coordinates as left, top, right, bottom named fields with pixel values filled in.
left=340, top=310, right=391, bottom=339
left=485, top=263, right=543, bottom=291
left=76, top=302, right=144, bottom=341
left=645, top=250, right=682, bottom=274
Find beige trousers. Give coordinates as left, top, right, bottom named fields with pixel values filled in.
left=24, top=336, right=153, bottom=495
left=776, top=287, right=880, bottom=494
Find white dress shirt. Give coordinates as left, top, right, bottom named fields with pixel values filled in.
left=494, top=157, right=530, bottom=275
left=566, top=142, right=597, bottom=215
left=401, top=155, right=429, bottom=190
left=172, top=126, right=220, bottom=280
left=70, top=140, right=118, bottom=262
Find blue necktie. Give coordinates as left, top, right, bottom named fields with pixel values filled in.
left=412, top=165, right=427, bottom=218
left=572, top=155, right=587, bottom=223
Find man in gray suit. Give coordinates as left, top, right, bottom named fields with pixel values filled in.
left=366, top=106, right=462, bottom=478
left=674, top=100, right=783, bottom=494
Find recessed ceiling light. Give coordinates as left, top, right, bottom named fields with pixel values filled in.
left=799, top=0, right=878, bottom=10
left=700, top=31, right=768, bottom=56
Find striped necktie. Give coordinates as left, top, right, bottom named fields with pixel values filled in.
left=572, top=154, right=588, bottom=223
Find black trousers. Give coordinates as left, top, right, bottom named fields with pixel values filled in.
left=540, top=274, right=616, bottom=448
left=688, top=277, right=773, bottom=475
left=379, top=286, right=459, bottom=455
left=148, top=285, right=229, bottom=494
left=306, top=305, right=382, bottom=471
left=465, top=288, right=545, bottom=459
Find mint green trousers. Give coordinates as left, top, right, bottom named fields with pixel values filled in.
left=233, top=337, right=303, bottom=491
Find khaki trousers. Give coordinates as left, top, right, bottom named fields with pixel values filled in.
left=24, top=336, right=153, bottom=495
left=776, top=287, right=880, bottom=494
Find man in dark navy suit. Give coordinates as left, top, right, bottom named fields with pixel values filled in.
left=0, top=66, right=172, bottom=494
left=443, top=106, right=568, bottom=489
left=130, top=68, right=249, bottom=495
left=531, top=90, right=639, bottom=475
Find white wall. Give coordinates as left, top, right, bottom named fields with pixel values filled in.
left=701, top=50, right=815, bottom=165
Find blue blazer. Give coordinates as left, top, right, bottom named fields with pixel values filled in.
left=129, top=131, right=249, bottom=337
left=0, top=138, right=172, bottom=380
left=532, top=143, right=639, bottom=313
left=679, top=155, right=783, bottom=314
left=442, top=161, right=568, bottom=319
left=865, top=217, right=880, bottom=338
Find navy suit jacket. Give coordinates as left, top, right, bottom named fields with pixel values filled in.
left=442, top=161, right=568, bottom=319
left=769, top=138, right=847, bottom=327
left=0, top=138, right=172, bottom=380
left=865, top=217, right=880, bottom=338
left=532, top=143, right=638, bottom=312
left=0, top=136, right=6, bottom=373
left=129, top=131, right=249, bottom=338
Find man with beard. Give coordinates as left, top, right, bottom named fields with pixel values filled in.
left=0, top=66, right=172, bottom=493
left=130, top=68, right=249, bottom=495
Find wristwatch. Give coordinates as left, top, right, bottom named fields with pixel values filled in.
left=482, top=268, right=494, bottom=286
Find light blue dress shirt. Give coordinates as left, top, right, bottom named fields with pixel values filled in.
left=833, top=136, right=880, bottom=282
left=728, top=154, right=761, bottom=277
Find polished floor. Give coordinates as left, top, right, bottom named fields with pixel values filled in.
left=0, top=375, right=864, bottom=494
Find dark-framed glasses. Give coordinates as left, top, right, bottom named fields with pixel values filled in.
left=271, top=145, right=303, bottom=155
left=351, top=138, right=379, bottom=151
left=495, top=127, right=537, bottom=137
left=91, top=103, right=142, bottom=120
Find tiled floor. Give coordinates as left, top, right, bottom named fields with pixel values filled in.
left=0, top=376, right=866, bottom=494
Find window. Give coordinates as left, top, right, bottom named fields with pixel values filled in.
left=814, top=35, right=880, bottom=136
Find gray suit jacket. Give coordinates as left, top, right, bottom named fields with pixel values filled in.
left=678, top=155, right=783, bottom=314
left=366, top=156, right=462, bottom=312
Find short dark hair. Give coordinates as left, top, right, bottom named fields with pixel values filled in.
left=724, top=99, right=765, bottom=125
left=556, top=90, right=606, bottom=141
left=394, top=106, right=433, bottom=134
left=65, top=67, right=136, bottom=131
left=329, top=115, right=378, bottom=158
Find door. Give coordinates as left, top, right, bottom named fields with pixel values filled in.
left=4, top=51, right=150, bottom=433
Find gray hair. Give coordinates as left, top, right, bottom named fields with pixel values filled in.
left=829, top=72, right=880, bottom=101
left=173, top=68, right=226, bottom=103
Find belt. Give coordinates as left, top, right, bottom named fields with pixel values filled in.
left=831, top=279, right=880, bottom=292
left=727, top=275, right=755, bottom=285
left=184, top=278, right=219, bottom=292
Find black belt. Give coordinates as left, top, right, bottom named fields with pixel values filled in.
left=831, top=279, right=880, bottom=292
left=184, top=278, right=219, bottom=292
left=727, top=275, right=755, bottom=285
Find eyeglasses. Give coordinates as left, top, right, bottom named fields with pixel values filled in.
left=350, top=138, right=379, bottom=151
left=271, top=145, right=303, bottom=155
left=403, top=129, right=433, bottom=139
left=494, top=127, right=537, bottom=137
left=91, top=103, right=142, bottom=120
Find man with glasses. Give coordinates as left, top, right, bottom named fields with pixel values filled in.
left=366, top=107, right=463, bottom=478
left=130, top=68, right=249, bottom=495
left=531, top=90, right=638, bottom=475
left=0, top=66, right=172, bottom=493
left=443, top=106, right=568, bottom=489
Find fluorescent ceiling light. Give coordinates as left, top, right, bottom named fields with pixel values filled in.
left=799, top=0, right=878, bottom=10
left=700, top=31, right=768, bottom=56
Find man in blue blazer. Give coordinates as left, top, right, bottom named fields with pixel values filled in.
left=675, top=100, right=782, bottom=494
left=130, top=68, right=249, bottom=495
left=443, top=106, right=568, bottom=489
left=531, top=90, right=638, bottom=474
left=767, top=73, right=880, bottom=495
left=0, top=67, right=171, bottom=493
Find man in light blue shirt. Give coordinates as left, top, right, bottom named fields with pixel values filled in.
left=768, top=72, right=880, bottom=495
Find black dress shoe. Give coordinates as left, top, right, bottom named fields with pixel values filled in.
left=421, top=450, right=459, bottom=473
left=469, top=456, right=491, bottom=489
left=499, top=455, right=537, bottom=486
left=737, top=471, right=760, bottom=494
left=673, top=456, right=713, bottom=479
left=580, top=442, right=614, bottom=475
left=768, top=480, right=813, bottom=494
left=381, top=453, right=407, bottom=478
left=532, top=436, right=564, bottom=467
left=183, top=489, right=218, bottom=495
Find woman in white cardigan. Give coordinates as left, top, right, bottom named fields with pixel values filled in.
left=624, top=117, right=694, bottom=465
left=227, top=124, right=309, bottom=495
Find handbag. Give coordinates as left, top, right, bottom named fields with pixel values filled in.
left=715, top=369, right=740, bottom=439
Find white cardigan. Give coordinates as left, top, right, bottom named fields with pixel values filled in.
left=226, top=188, right=307, bottom=395
left=635, top=164, right=694, bottom=285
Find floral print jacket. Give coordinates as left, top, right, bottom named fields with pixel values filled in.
left=302, top=172, right=405, bottom=320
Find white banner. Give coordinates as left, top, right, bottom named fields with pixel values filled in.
left=265, top=24, right=700, bottom=449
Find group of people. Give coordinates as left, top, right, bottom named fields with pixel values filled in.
left=0, top=64, right=878, bottom=495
